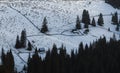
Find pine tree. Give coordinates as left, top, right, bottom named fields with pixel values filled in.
left=21, top=29, right=27, bottom=48
left=44, top=49, right=51, bottom=73
left=85, top=44, right=89, bottom=50
left=32, top=52, right=43, bottom=73
left=112, top=14, right=115, bottom=23
left=82, top=10, right=90, bottom=24
left=41, top=17, right=48, bottom=33
left=27, top=41, right=32, bottom=51
left=82, top=9, right=90, bottom=28
left=9, top=49, right=14, bottom=72
left=82, top=9, right=86, bottom=23
left=78, top=42, right=84, bottom=54
left=86, top=11, right=90, bottom=24
left=76, top=15, right=81, bottom=29
left=59, top=44, right=66, bottom=57
left=116, top=24, right=119, bottom=31
left=27, top=54, right=33, bottom=73
left=91, top=18, right=96, bottom=26
left=1, top=48, right=5, bottom=65
left=23, top=65, right=27, bottom=72
left=113, top=33, right=116, bottom=41
left=51, top=44, right=60, bottom=73
left=51, top=44, right=58, bottom=56
left=108, top=28, right=110, bottom=31
left=112, top=12, right=118, bottom=25
left=5, top=50, right=14, bottom=73
left=98, top=13, right=104, bottom=26
left=59, top=44, right=66, bottom=73
left=15, top=35, right=21, bottom=49
left=114, top=12, right=118, bottom=24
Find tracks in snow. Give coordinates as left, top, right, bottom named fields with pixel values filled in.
left=5, top=4, right=120, bottom=65
left=7, top=4, right=120, bottom=37
left=7, top=5, right=41, bottom=31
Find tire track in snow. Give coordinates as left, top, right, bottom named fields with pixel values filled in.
left=7, top=4, right=41, bottom=31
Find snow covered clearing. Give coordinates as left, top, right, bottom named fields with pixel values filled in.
left=0, top=0, right=120, bottom=72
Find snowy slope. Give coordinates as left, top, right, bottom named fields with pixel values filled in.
left=0, top=0, right=120, bottom=72
left=0, top=1, right=119, bottom=49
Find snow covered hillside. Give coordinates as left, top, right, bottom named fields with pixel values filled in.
left=0, top=0, right=120, bottom=71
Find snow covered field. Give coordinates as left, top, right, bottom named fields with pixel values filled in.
left=0, top=0, right=120, bottom=72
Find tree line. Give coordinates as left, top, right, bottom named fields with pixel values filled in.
left=1, top=35, right=120, bottom=73
left=0, top=49, right=15, bottom=73
left=26, top=36, right=120, bottom=73
left=105, top=0, right=120, bottom=8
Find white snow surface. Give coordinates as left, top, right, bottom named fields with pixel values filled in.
left=0, top=0, right=120, bottom=72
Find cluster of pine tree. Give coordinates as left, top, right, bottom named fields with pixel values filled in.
left=15, top=29, right=33, bottom=51
left=105, top=0, right=120, bottom=8
left=15, top=29, right=27, bottom=48
left=25, top=36, right=120, bottom=73
left=0, top=49, right=15, bottom=73
left=75, top=9, right=104, bottom=31
left=40, top=10, right=104, bottom=34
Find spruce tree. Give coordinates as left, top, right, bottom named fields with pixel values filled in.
left=41, top=17, right=48, bottom=33
left=82, top=9, right=90, bottom=28
left=27, top=54, right=33, bottom=73
left=15, top=35, right=21, bottom=48
left=91, top=18, right=96, bottom=26
left=116, top=19, right=120, bottom=31
left=23, top=65, right=27, bottom=72
left=114, top=12, right=118, bottom=24
left=5, top=50, right=14, bottom=73
left=59, top=45, right=66, bottom=73
left=113, top=33, right=116, bottom=41
left=32, top=52, right=43, bottom=73
left=82, top=10, right=90, bottom=24
left=1, top=50, right=15, bottom=73
left=76, top=15, right=81, bottom=29
left=112, top=14, right=116, bottom=24
left=21, top=29, right=27, bottom=48
left=27, top=41, right=32, bottom=51
left=51, top=44, right=58, bottom=56
left=112, top=12, right=118, bottom=24
left=98, top=13, right=104, bottom=26
left=51, top=44, right=60, bottom=73
left=112, top=14, right=115, bottom=24
left=108, top=28, right=110, bottom=31
left=116, top=24, right=119, bottom=31
left=44, top=49, right=51, bottom=73
left=9, top=49, right=14, bottom=72
left=85, top=44, right=89, bottom=50
left=86, top=11, right=90, bottom=24
left=78, top=42, right=84, bottom=54
left=82, top=9, right=86, bottom=23
left=1, top=48, right=5, bottom=65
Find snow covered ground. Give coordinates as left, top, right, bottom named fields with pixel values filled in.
left=0, top=0, right=120, bottom=72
